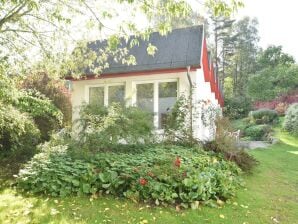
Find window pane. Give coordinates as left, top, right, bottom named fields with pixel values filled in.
left=89, top=87, right=104, bottom=105
left=136, top=83, right=154, bottom=113
left=158, top=82, right=177, bottom=128
left=108, top=85, right=125, bottom=105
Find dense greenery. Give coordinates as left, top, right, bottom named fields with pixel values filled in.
left=0, top=103, right=40, bottom=156
left=248, top=65, right=298, bottom=101
left=0, top=71, right=66, bottom=156
left=283, top=103, right=298, bottom=136
left=17, top=144, right=242, bottom=207
left=1, top=128, right=297, bottom=224
left=244, top=125, right=271, bottom=141
left=21, top=73, right=72, bottom=126
left=248, top=109, right=279, bottom=124
left=223, top=96, right=252, bottom=119
left=76, top=103, right=154, bottom=151
left=17, top=90, right=63, bottom=140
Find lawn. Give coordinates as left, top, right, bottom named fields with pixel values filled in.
left=0, top=130, right=297, bottom=224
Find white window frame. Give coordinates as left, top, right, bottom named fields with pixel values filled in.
left=132, top=79, right=179, bottom=129
left=85, top=83, right=125, bottom=107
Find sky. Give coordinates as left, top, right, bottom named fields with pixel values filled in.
left=189, top=0, right=298, bottom=60
left=237, top=0, right=298, bottom=60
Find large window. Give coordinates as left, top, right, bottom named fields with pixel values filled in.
left=88, top=84, right=125, bottom=106
left=158, top=82, right=177, bottom=128
left=89, top=86, right=104, bottom=106
left=135, top=80, right=177, bottom=129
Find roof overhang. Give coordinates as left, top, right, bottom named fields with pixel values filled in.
left=66, top=65, right=200, bottom=81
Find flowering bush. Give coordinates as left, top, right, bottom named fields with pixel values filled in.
left=17, top=145, right=243, bottom=207
left=283, top=103, right=298, bottom=136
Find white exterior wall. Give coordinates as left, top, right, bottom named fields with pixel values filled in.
left=70, top=69, right=220, bottom=141
left=71, top=71, right=195, bottom=122
left=191, top=68, right=219, bottom=141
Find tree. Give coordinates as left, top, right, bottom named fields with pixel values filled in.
left=1, top=0, right=243, bottom=77
left=210, top=16, right=235, bottom=85
left=248, top=64, right=298, bottom=101
left=257, top=45, right=295, bottom=70
left=227, top=17, right=259, bottom=96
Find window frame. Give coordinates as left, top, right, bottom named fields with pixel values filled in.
left=85, top=83, right=125, bottom=107
left=132, top=79, right=179, bottom=129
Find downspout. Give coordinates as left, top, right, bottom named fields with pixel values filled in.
left=186, top=66, right=193, bottom=145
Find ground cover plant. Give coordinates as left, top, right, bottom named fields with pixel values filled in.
left=1, top=127, right=297, bottom=224
left=16, top=144, right=243, bottom=208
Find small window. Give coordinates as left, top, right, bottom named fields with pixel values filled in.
left=89, top=86, right=104, bottom=105
left=108, top=85, right=125, bottom=105
left=158, top=82, right=177, bottom=128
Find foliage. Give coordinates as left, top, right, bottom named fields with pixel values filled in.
left=204, top=117, right=258, bottom=172
left=283, top=103, right=298, bottom=136
left=0, top=103, right=40, bottom=156
left=248, top=109, right=278, bottom=125
left=224, top=96, right=252, bottom=119
left=257, top=45, right=295, bottom=70
left=1, top=0, right=241, bottom=76
left=244, top=125, right=272, bottom=141
left=76, top=103, right=154, bottom=151
left=248, top=65, right=298, bottom=101
left=20, top=72, right=72, bottom=126
left=17, top=145, right=242, bottom=206
left=17, top=89, right=63, bottom=141
left=1, top=127, right=297, bottom=223
left=164, top=95, right=220, bottom=146
left=274, top=102, right=288, bottom=115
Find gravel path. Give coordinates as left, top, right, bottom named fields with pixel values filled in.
left=238, top=141, right=271, bottom=149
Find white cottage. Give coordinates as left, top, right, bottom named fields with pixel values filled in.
left=67, top=26, right=223, bottom=141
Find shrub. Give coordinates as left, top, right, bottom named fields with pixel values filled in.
left=0, top=103, right=40, bottom=156
left=283, top=103, right=298, bottom=135
left=76, top=103, right=154, bottom=151
left=20, top=72, right=72, bottom=126
left=275, top=102, right=288, bottom=115
left=17, top=90, right=63, bottom=140
left=224, top=96, right=252, bottom=119
left=248, top=109, right=278, bottom=124
left=17, top=145, right=243, bottom=206
left=204, top=117, right=258, bottom=172
left=244, top=124, right=271, bottom=141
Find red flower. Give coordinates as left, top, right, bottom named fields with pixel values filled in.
left=174, top=157, right=181, bottom=168
left=139, top=178, right=148, bottom=186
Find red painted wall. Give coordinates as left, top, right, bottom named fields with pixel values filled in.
left=201, top=38, right=224, bottom=107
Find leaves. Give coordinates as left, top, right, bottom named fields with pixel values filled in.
left=17, top=145, right=243, bottom=207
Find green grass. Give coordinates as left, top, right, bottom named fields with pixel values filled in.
left=1, top=130, right=298, bottom=224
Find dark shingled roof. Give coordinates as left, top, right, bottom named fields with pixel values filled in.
left=88, top=25, right=203, bottom=74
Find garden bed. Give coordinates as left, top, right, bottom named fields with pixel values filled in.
left=16, top=145, right=243, bottom=208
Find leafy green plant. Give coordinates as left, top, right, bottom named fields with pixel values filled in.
left=0, top=103, right=40, bottom=157
left=20, top=72, right=72, bottom=126
left=224, top=96, right=252, bottom=119
left=76, top=103, right=154, bottom=152
left=17, top=89, right=63, bottom=140
left=283, top=103, right=298, bottom=136
left=248, top=109, right=278, bottom=124
left=244, top=124, right=271, bottom=141
left=17, top=145, right=243, bottom=207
